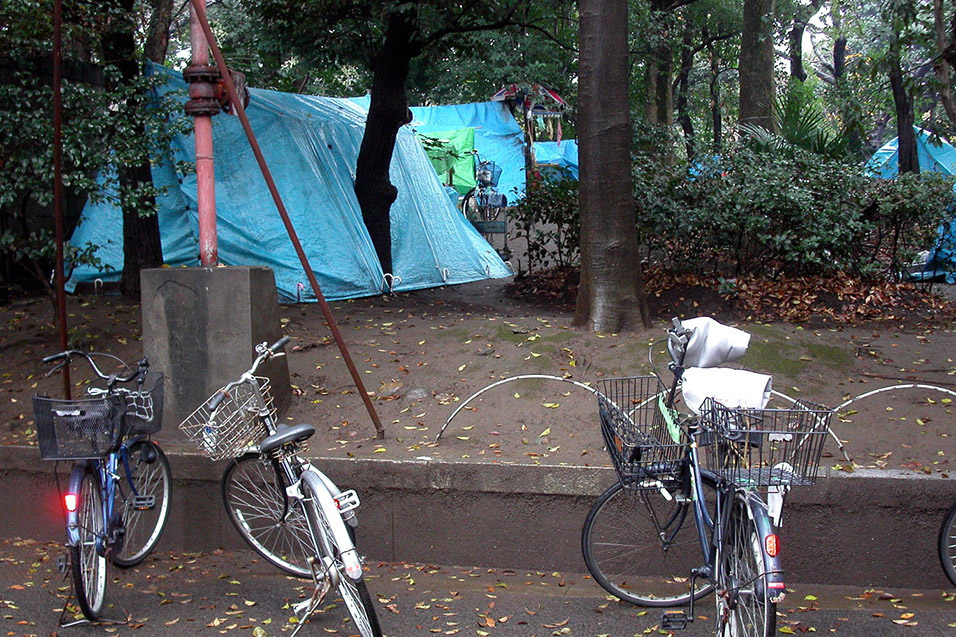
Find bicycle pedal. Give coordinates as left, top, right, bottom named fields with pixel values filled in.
left=56, top=553, right=68, bottom=574
left=661, top=610, right=690, bottom=630
left=133, top=495, right=156, bottom=510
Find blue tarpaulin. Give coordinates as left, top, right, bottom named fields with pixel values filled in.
left=68, top=67, right=512, bottom=301
left=533, top=140, right=578, bottom=179
left=865, top=127, right=956, bottom=283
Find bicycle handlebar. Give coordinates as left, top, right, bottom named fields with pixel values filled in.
left=206, top=337, right=290, bottom=410
left=42, top=350, right=148, bottom=387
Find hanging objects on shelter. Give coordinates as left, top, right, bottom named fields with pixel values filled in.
left=491, top=83, right=570, bottom=148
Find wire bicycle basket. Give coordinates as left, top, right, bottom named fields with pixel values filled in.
left=699, top=397, right=833, bottom=490
left=178, top=376, right=275, bottom=461
left=119, top=371, right=165, bottom=435
left=33, top=394, right=126, bottom=460
left=596, top=376, right=687, bottom=491
left=475, top=160, right=502, bottom=188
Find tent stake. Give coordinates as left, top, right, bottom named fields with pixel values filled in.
left=187, top=0, right=385, bottom=439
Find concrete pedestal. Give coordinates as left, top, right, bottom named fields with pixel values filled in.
left=141, top=266, right=291, bottom=443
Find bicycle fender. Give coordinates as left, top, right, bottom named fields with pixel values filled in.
left=745, top=492, right=786, bottom=600
left=64, top=461, right=93, bottom=546
left=300, top=471, right=364, bottom=582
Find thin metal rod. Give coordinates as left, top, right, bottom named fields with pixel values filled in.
left=52, top=0, right=71, bottom=398
left=187, top=0, right=384, bottom=438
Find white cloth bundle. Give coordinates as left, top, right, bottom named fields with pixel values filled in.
left=681, top=367, right=772, bottom=415
left=676, top=317, right=751, bottom=368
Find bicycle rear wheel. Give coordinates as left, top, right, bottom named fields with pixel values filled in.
left=112, top=441, right=172, bottom=567
left=300, top=472, right=382, bottom=637
left=582, top=473, right=717, bottom=607
left=938, top=500, right=956, bottom=587
left=221, top=454, right=312, bottom=578
left=71, top=466, right=107, bottom=620
left=716, top=491, right=776, bottom=637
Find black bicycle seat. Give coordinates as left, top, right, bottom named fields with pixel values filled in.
left=259, top=423, right=315, bottom=454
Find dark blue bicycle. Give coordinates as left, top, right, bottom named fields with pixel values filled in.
left=33, top=351, right=170, bottom=624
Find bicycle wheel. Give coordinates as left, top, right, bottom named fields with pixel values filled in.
left=301, top=472, right=382, bottom=637
left=71, top=466, right=107, bottom=620
left=112, top=441, right=172, bottom=567
left=461, top=189, right=478, bottom=219
left=582, top=472, right=717, bottom=607
left=221, top=454, right=312, bottom=578
left=938, top=500, right=956, bottom=587
left=716, top=492, right=776, bottom=637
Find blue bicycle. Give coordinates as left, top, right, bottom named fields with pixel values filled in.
left=33, top=351, right=170, bottom=623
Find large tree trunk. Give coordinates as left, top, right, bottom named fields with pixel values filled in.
left=676, top=25, right=696, bottom=159
left=889, top=48, right=919, bottom=174
left=933, top=0, right=956, bottom=129
left=738, top=0, right=776, bottom=130
left=354, top=11, right=418, bottom=277
left=574, top=0, right=650, bottom=333
left=103, top=0, right=163, bottom=300
left=708, top=42, right=723, bottom=154
left=144, top=0, right=175, bottom=64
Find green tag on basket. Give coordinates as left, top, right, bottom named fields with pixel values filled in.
left=659, top=394, right=682, bottom=444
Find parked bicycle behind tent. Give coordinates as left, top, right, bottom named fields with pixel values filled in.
left=461, top=150, right=512, bottom=261
left=33, top=352, right=170, bottom=625
left=178, top=337, right=382, bottom=637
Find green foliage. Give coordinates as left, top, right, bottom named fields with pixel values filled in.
left=636, top=146, right=954, bottom=280
left=509, top=168, right=579, bottom=272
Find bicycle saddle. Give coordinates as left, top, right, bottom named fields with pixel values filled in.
left=260, top=423, right=315, bottom=454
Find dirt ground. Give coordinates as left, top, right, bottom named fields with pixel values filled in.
left=2, top=277, right=956, bottom=476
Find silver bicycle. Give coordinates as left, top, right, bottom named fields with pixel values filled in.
left=179, top=337, right=381, bottom=637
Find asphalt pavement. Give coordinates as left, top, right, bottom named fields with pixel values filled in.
left=3, top=537, right=956, bottom=636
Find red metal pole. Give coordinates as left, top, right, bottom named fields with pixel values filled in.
left=190, top=0, right=218, bottom=266
left=187, top=0, right=385, bottom=439
left=52, top=0, right=71, bottom=398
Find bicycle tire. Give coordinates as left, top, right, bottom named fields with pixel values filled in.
left=300, top=471, right=382, bottom=637
left=716, top=491, right=776, bottom=637
left=461, top=189, right=478, bottom=219
left=112, top=441, right=172, bottom=567
left=71, top=466, right=107, bottom=620
left=582, top=473, right=717, bottom=607
left=938, top=500, right=956, bottom=587
left=221, top=454, right=312, bottom=578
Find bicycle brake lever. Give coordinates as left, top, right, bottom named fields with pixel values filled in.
left=44, top=360, right=68, bottom=377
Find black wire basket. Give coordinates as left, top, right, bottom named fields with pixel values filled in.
left=699, top=397, right=833, bottom=490
left=121, top=371, right=165, bottom=435
left=597, top=376, right=687, bottom=491
left=33, top=394, right=126, bottom=460
left=475, top=160, right=502, bottom=187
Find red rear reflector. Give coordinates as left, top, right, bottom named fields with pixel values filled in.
left=765, top=534, right=780, bottom=557
left=64, top=494, right=78, bottom=513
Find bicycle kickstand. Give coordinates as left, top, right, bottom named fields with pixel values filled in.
left=289, top=559, right=333, bottom=637
left=661, top=568, right=708, bottom=631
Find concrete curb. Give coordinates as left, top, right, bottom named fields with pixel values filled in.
left=2, top=444, right=954, bottom=589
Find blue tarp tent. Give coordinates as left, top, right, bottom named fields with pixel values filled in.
left=68, top=67, right=512, bottom=302
left=533, top=140, right=578, bottom=179
left=865, top=127, right=956, bottom=283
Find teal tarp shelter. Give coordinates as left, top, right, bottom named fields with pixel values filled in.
left=68, top=66, right=512, bottom=301
left=351, top=97, right=527, bottom=201
left=533, top=140, right=578, bottom=179
left=864, top=127, right=956, bottom=283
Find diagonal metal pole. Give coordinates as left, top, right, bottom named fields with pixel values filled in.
left=52, top=0, right=71, bottom=398
left=187, top=0, right=384, bottom=438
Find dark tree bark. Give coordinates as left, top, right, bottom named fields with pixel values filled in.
left=144, top=0, right=176, bottom=64
left=573, top=0, right=650, bottom=332
left=788, top=0, right=818, bottom=82
left=738, top=0, right=776, bottom=130
left=102, top=0, right=163, bottom=300
left=353, top=10, right=419, bottom=276
left=676, top=25, right=696, bottom=159
left=889, top=50, right=919, bottom=174
left=708, top=42, right=723, bottom=154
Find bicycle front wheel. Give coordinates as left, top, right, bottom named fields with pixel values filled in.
left=71, top=466, right=107, bottom=620
left=582, top=474, right=717, bottom=607
left=938, top=500, right=956, bottom=587
left=113, top=441, right=172, bottom=567
left=221, top=454, right=312, bottom=578
left=301, top=472, right=382, bottom=637
left=716, top=492, right=776, bottom=637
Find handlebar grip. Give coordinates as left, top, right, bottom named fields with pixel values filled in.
left=207, top=391, right=226, bottom=411
left=42, top=352, right=69, bottom=364
left=268, top=335, right=290, bottom=353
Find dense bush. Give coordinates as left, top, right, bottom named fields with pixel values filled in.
left=636, top=146, right=954, bottom=280
left=509, top=167, right=579, bottom=273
